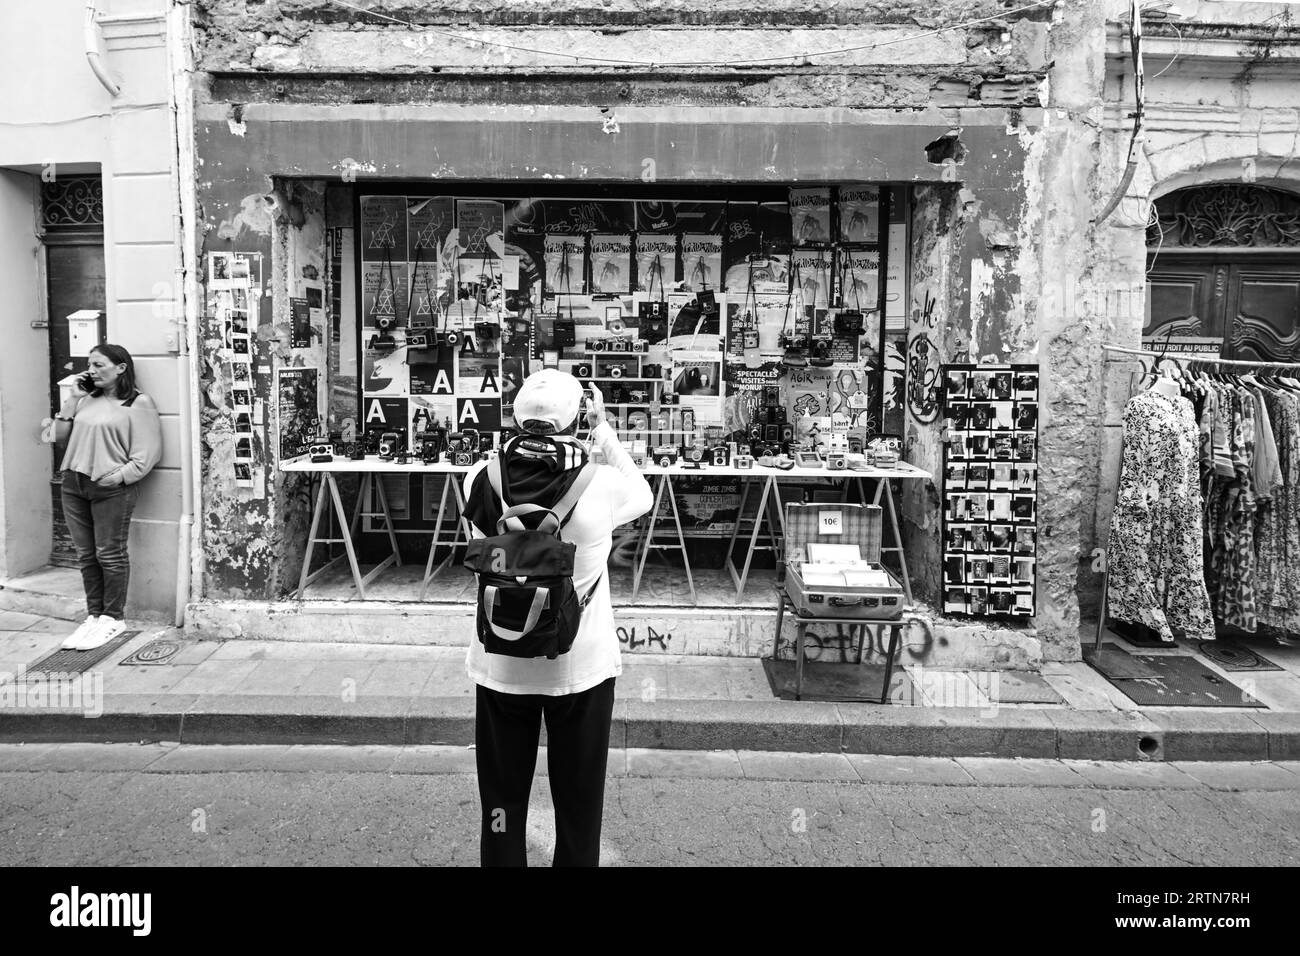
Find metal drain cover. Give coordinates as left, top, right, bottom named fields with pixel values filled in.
left=1196, top=640, right=1283, bottom=673
left=119, top=638, right=182, bottom=666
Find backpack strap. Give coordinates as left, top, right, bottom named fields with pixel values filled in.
left=483, top=585, right=550, bottom=643
left=550, top=463, right=597, bottom=529
left=486, top=456, right=510, bottom=512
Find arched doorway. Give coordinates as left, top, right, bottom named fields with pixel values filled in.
left=1144, top=183, right=1300, bottom=361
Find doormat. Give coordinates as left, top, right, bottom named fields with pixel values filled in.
left=18, top=632, right=139, bottom=679
left=1085, top=642, right=1161, bottom=681
left=119, top=638, right=182, bottom=666
left=1104, top=653, right=1266, bottom=708
left=1196, top=640, right=1283, bottom=673
left=762, top=657, right=915, bottom=704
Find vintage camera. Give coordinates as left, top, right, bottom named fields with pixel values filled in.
left=309, top=442, right=334, bottom=464
left=762, top=424, right=780, bottom=444
left=608, top=337, right=634, bottom=353
left=742, top=330, right=760, bottom=350
left=779, top=424, right=795, bottom=444
left=607, top=363, right=629, bottom=379
left=377, top=431, right=401, bottom=461
left=420, top=440, right=441, bottom=464
left=779, top=333, right=810, bottom=351
left=446, top=430, right=478, bottom=466
left=749, top=441, right=775, bottom=459
left=554, top=318, right=576, bottom=348
left=406, top=331, right=432, bottom=350
left=587, top=338, right=605, bottom=352
left=825, top=453, right=848, bottom=471
left=685, top=443, right=707, bottom=464
left=696, top=290, right=717, bottom=314
left=764, top=405, right=786, bottom=425
left=632, top=340, right=648, bottom=353
left=474, top=322, right=500, bottom=345
left=660, top=392, right=679, bottom=406
left=734, top=454, right=754, bottom=470
left=627, top=389, right=648, bottom=404
left=573, top=362, right=593, bottom=378
left=809, top=337, right=834, bottom=367
left=762, top=386, right=782, bottom=408
left=710, top=445, right=730, bottom=467
left=834, top=310, right=865, bottom=337
left=642, top=363, right=662, bottom=379
left=438, top=328, right=461, bottom=348
left=652, top=444, right=679, bottom=467
left=346, top=441, right=365, bottom=461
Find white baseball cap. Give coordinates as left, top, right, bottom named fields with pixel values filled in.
left=511, top=368, right=583, bottom=435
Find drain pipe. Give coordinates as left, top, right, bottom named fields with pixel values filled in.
left=84, top=1, right=121, bottom=97
left=167, top=3, right=200, bottom=629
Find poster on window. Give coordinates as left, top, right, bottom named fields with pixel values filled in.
left=589, top=234, right=632, bottom=295
left=635, top=235, right=677, bottom=295
left=790, top=187, right=832, bottom=246
left=361, top=196, right=407, bottom=262
left=408, top=196, right=454, bottom=260
left=792, top=249, right=833, bottom=311
left=455, top=200, right=504, bottom=257
left=277, top=367, right=319, bottom=460
left=544, top=234, right=586, bottom=296
left=680, top=234, right=722, bottom=293
left=837, top=186, right=880, bottom=244
left=671, top=349, right=723, bottom=425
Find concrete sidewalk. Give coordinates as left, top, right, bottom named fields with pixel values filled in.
left=2, top=609, right=1300, bottom=761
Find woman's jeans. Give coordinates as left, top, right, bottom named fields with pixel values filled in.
left=60, top=471, right=139, bottom=621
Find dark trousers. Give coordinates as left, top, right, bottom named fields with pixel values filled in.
left=475, top=677, right=616, bottom=867
left=60, top=470, right=139, bottom=620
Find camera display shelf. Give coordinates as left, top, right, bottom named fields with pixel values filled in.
left=281, top=455, right=931, bottom=607
left=282, top=456, right=476, bottom=601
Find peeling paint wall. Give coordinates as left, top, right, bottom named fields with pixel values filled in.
left=190, top=0, right=1052, bottom=611
left=187, top=0, right=1300, bottom=666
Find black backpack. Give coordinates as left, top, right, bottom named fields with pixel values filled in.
left=463, top=452, right=599, bottom=660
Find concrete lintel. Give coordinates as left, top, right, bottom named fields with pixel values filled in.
left=193, top=103, right=1035, bottom=189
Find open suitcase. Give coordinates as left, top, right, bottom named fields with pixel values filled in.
left=782, top=503, right=905, bottom=620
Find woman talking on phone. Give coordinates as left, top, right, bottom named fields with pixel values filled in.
left=50, top=344, right=162, bottom=650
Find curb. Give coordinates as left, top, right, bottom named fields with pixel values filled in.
left=1, top=696, right=1296, bottom=761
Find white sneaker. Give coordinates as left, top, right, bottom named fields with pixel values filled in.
left=60, top=616, right=103, bottom=650
left=75, top=616, right=126, bottom=651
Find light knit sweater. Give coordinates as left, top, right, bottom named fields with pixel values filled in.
left=461, top=421, right=654, bottom=696
left=60, top=393, right=163, bottom=485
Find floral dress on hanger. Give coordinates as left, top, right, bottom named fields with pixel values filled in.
left=1107, top=389, right=1215, bottom=643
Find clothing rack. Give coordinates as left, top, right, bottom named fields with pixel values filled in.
left=1102, top=343, right=1300, bottom=370
left=1093, top=342, right=1300, bottom=663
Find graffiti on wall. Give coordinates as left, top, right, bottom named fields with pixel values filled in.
left=617, top=625, right=673, bottom=651
left=906, top=291, right=942, bottom=424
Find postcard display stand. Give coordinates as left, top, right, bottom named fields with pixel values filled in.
left=939, top=364, right=1040, bottom=618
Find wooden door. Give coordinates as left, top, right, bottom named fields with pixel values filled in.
left=44, top=237, right=106, bottom=568
left=1145, top=253, right=1300, bottom=364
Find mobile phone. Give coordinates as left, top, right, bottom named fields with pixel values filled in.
left=77, top=372, right=96, bottom=393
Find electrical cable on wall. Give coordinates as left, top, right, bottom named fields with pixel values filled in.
left=326, top=0, right=1057, bottom=70
left=1095, top=0, right=1145, bottom=226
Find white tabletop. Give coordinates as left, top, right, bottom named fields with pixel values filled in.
left=281, top=455, right=931, bottom=481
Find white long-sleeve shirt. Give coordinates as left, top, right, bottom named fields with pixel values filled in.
left=462, top=421, right=654, bottom=695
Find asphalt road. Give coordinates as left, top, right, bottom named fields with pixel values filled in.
left=2, top=745, right=1298, bottom=866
